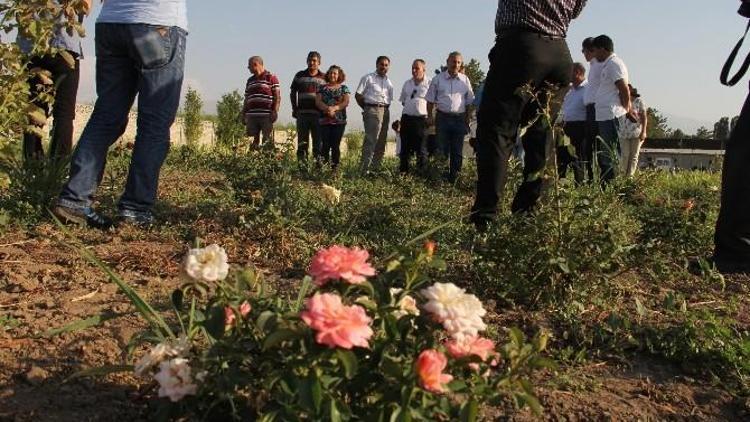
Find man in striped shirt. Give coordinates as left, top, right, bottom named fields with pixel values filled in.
left=243, top=56, right=281, bottom=149
left=291, top=51, right=326, bottom=162
left=471, top=0, right=587, bottom=230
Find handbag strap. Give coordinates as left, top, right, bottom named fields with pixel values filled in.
left=721, top=21, right=750, bottom=86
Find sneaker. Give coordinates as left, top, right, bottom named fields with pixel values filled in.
left=52, top=204, right=114, bottom=230
left=118, top=209, right=155, bottom=229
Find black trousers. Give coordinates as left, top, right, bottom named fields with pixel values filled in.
left=399, top=114, right=427, bottom=173
left=583, top=104, right=598, bottom=181
left=714, top=85, right=750, bottom=267
left=559, top=121, right=587, bottom=183
left=472, top=31, right=572, bottom=221
left=23, top=52, right=80, bottom=161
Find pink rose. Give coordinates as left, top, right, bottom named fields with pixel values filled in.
left=308, top=246, right=376, bottom=287
left=224, top=301, right=252, bottom=328
left=300, top=293, right=374, bottom=349
left=415, top=350, right=453, bottom=393
left=445, top=336, right=497, bottom=362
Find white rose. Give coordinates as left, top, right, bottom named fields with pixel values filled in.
left=321, top=184, right=341, bottom=205
left=421, top=282, right=487, bottom=340
left=134, top=336, right=192, bottom=376
left=183, top=244, right=229, bottom=282
left=154, top=358, right=198, bottom=402
left=393, top=294, right=420, bottom=319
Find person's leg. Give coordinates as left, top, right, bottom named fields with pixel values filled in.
left=584, top=104, right=597, bottom=181
left=331, top=124, right=346, bottom=169
left=714, top=89, right=750, bottom=271
left=118, top=24, right=186, bottom=215
left=372, top=108, right=389, bottom=170
left=473, top=35, right=572, bottom=222
left=448, top=117, right=466, bottom=181
left=416, top=118, right=428, bottom=169
left=296, top=116, right=311, bottom=161
left=565, top=121, right=587, bottom=184
left=311, top=116, right=322, bottom=162
left=59, top=23, right=138, bottom=211
left=360, top=107, right=381, bottom=172
left=22, top=55, right=52, bottom=161
left=619, top=135, right=633, bottom=176
left=399, top=116, right=414, bottom=173
left=596, top=118, right=620, bottom=186
left=628, top=138, right=643, bottom=176
left=511, top=110, right=550, bottom=213
left=48, top=53, right=81, bottom=159
left=261, top=116, right=274, bottom=149
left=319, top=124, right=332, bottom=164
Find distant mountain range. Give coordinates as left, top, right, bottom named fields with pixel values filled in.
left=663, top=113, right=714, bottom=135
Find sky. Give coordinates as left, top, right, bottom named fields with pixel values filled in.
left=74, top=1, right=750, bottom=133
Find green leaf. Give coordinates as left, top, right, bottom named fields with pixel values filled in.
left=509, top=327, right=526, bottom=346
left=203, top=306, right=226, bottom=339
left=294, top=276, right=312, bottom=312
left=40, top=311, right=124, bottom=338
left=460, top=399, right=479, bottom=422
left=65, top=365, right=133, bottom=382
left=330, top=399, right=342, bottom=422
left=336, top=349, right=359, bottom=380
left=256, top=311, right=277, bottom=332
left=386, top=260, right=401, bottom=272
left=262, top=329, right=298, bottom=351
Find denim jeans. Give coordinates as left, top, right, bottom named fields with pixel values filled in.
left=320, top=123, right=346, bottom=169
left=436, top=112, right=468, bottom=180
left=296, top=113, right=321, bottom=161
left=59, top=23, right=186, bottom=214
left=597, top=118, right=621, bottom=186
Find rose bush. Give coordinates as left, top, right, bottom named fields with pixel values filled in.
left=122, top=243, right=552, bottom=421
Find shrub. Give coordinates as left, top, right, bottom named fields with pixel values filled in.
left=473, top=183, right=637, bottom=308
left=214, top=90, right=245, bottom=150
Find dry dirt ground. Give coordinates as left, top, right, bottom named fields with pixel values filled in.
left=1, top=170, right=749, bottom=421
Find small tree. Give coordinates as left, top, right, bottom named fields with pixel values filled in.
left=713, top=117, right=730, bottom=140
left=672, top=128, right=687, bottom=139
left=694, top=126, right=713, bottom=140
left=183, top=86, right=204, bottom=147
left=214, top=90, right=245, bottom=149
left=646, top=108, right=671, bottom=139
left=463, top=58, right=486, bottom=91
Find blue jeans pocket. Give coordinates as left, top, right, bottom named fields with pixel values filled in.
left=132, top=25, right=175, bottom=70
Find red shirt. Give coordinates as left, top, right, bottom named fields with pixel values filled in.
left=243, top=71, right=280, bottom=117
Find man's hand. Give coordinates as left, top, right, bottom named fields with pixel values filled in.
left=271, top=110, right=278, bottom=123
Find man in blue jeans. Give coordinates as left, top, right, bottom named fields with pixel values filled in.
left=426, top=52, right=475, bottom=183
left=54, top=0, right=188, bottom=229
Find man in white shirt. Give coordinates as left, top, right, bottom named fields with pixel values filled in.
left=398, top=59, right=431, bottom=173
left=559, top=62, right=588, bottom=183
left=356, top=56, right=395, bottom=174
left=426, top=52, right=475, bottom=183
left=581, top=37, right=600, bottom=182
left=592, top=34, right=634, bottom=185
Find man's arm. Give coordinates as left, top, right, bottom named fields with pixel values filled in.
left=639, top=104, right=648, bottom=141
left=615, top=79, right=632, bottom=114
left=355, top=93, right=365, bottom=109
left=289, top=78, right=298, bottom=119
left=271, top=81, right=281, bottom=123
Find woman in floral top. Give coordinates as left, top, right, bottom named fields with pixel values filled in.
left=315, top=65, right=350, bottom=170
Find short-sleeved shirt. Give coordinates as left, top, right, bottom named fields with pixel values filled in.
left=16, top=15, right=83, bottom=56
left=399, top=77, right=431, bottom=117
left=356, top=72, right=394, bottom=106
left=291, top=69, right=326, bottom=116
left=318, top=84, right=350, bottom=125
left=98, top=0, right=188, bottom=31
left=243, top=71, right=280, bottom=117
left=561, top=81, right=587, bottom=122
left=595, top=54, right=629, bottom=121
left=583, top=60, right=603, bottom=106
left=426, top=71, right=475, bottom=114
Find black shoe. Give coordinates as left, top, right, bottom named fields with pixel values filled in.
left=52, top=204, right=115, bottom=230
left=118, top=210, right=156, bottom=229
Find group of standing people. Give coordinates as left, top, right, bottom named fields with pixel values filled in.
left=557, top=35, right=648, bottom=185
left=263, top=52, right=476, bottom=180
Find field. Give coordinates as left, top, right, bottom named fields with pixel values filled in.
left=0, top=140, right=749, bottom=421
